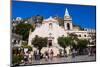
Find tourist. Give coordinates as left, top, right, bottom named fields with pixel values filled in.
left=59, top=49, right=62, bottom=57
left=40, top=53, right=43, bottom=59
left=64, top=50, right=67, bottom=57
left=87, top=48, right=91, bottom=56
left=50, top=49, right=54, bottom=60
left=72, top=49, right=76, bottom=58
left=93, top=48, right=96, bottom=56
left=33, top=50, right=37, bottom=60
left=45, top=50, right=49, bottom=61
left=36, top=49, right=40, bottom=60
left=28, top=51, right=32, bottom=64
left=62, top=50, right=64, bottom=57
left=24, top=51, right=29, bottom=64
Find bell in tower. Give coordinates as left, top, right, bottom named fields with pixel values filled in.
left=64, top=8, right=73, bottom=30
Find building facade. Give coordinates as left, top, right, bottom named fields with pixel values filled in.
left=28, top=8, right=96, bottom=56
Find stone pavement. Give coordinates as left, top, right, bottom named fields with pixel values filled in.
left=20, top=55, right=96, bottom=66
left=32, top=55, right=96, bottom=64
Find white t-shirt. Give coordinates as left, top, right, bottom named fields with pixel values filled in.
left=29, top=54, right=32, bottom=58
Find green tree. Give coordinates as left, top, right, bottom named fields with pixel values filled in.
left=69, top=33, right=78, bottom=40
left=32, top=35, right=48, bottom=54
left=77, top=39, right=89, bottom=54
left=15, top=23, right=34, bottom=41
left=12, top=54, right=24, bottom=65
left=58, top=37, right=66, bottom=50
left=21, top=41, right=33, bottom=51
left=78, top=39, right=88, bottom=49
left=58, top=37, right=72, bottom=55
left=68, top=33, right=79, bottom=49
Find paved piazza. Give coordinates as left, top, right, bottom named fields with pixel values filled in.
left=20, top=55, right=96, bottom=66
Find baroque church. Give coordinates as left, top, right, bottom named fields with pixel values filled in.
left=28, top=8, right=95, bottom=56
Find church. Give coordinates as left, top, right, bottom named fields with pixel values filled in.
left=28, top=8, right=95, bottom=56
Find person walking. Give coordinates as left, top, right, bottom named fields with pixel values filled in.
left=72, top=49, right=76, bottom=58
left=50, top=49, right=54, bottom=60
left=24, top=51, right=29, bottom=64
left=33, top=50, right=37, bottom=60
left=36, top=49, right=40, bottom=60
left=45, top=50, right=49, bottom=61
left=28, top=51, right=32, bottom=64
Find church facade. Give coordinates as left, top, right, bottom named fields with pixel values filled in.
left=28, top=8, right=95, bottom=56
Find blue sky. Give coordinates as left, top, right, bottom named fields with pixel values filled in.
left=12, top=1, right=96, bottom=29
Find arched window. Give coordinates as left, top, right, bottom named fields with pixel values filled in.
left=79, top=34, right=81, bottom=37
left=48, top=40, right=52, bottom=46
left=49, top=23, right=53, bottom=29
left=84, top=35, right=86, bottom=37
left=67, top=23, right=70, bottom=30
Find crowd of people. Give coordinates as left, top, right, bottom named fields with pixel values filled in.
left=13, top=47, right=96, bottom=65
left=22, top=49, right=54, bottom=64
left=22, top=48, right=83, bottom=64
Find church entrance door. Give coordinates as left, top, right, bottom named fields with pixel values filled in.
left=48, top=40, right=52, bottom=47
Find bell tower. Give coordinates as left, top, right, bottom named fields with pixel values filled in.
left=64, top=8, right=73, bottom=30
